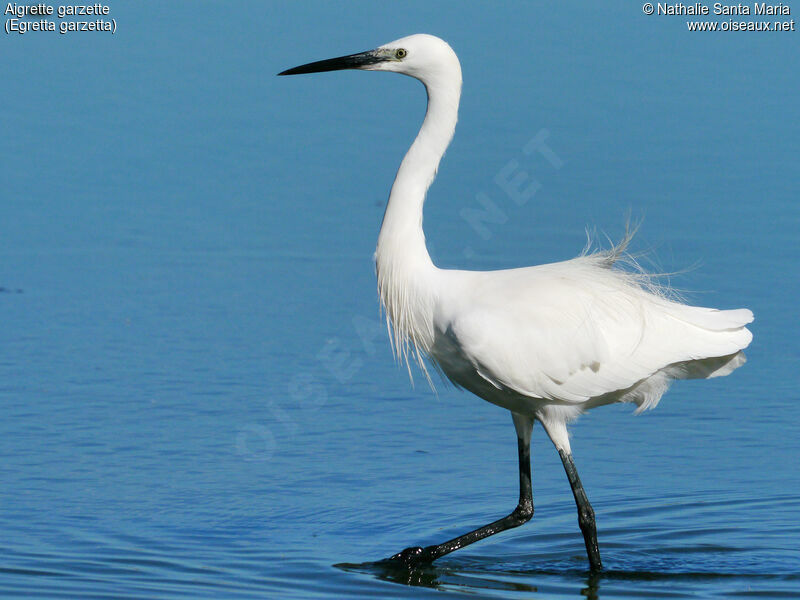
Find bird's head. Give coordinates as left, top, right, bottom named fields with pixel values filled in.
left=278, top=34, right=461, bottom=86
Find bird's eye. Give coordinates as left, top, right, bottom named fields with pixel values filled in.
left=395, top=48, right=407, bottom=59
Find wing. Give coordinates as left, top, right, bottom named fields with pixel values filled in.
left=435, top=256, right=753, bottom=404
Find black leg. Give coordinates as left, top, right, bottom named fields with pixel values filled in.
left=558, top=449, right=602, bottom=571
left=385, top=416, right=534, bottom=568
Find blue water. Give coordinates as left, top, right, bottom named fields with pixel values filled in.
left=2, top=2, right=799, bottom=598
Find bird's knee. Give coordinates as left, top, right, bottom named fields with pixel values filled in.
left=513, top=500, right=534, bottom=524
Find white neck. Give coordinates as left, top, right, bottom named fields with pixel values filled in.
left=374, top=69, right=462, bottom=373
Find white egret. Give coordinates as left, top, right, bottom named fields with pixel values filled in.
left=279, top=34, right=753, bottom=571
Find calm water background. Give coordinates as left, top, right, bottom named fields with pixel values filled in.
left=1, top=2, right=798, bottom=598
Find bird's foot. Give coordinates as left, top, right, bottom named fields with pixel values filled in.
left=381, top=546, right=432, bottom=570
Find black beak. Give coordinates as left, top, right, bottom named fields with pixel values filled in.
left=278, top=50, right=384, bottom=76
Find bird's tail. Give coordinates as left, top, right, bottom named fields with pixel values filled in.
left=662, top=303, right=753, bottom=379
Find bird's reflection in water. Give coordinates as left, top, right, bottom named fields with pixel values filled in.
left=336, top=560, right=603, bottom=598
left=582, top=572, right=601, bottom=600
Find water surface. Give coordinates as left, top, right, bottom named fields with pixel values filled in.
left=1, top=2, right=798, bottom=598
